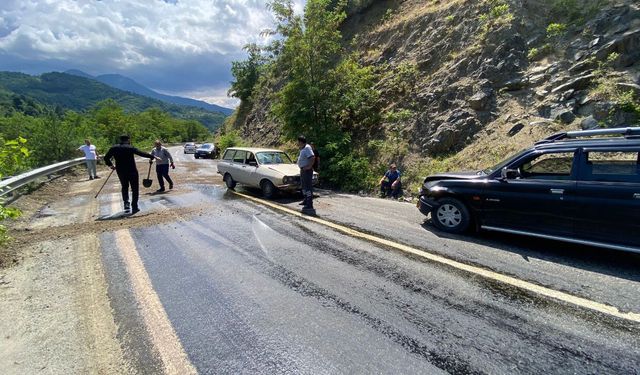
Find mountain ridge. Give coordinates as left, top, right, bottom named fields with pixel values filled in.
left=0, top=71, right=227, bottom=131
left=64, top=69, right=234, bottom=115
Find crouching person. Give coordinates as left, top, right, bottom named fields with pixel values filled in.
left=380, top=163, right=402, bottom=198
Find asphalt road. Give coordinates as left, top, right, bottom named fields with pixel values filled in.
left=92, top=147, right=640, bottom=374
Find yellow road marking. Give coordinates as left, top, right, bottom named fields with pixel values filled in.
left=231, top=191, right=640, bottom=324
left=114, top=230, right=198, bottom=375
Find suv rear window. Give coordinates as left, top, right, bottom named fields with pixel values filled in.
left=583, top=151, right=640, bottom=183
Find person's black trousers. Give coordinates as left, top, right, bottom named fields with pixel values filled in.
left=117, top=169, right=139, bottom=209
left=156, top=164, right=173, bottom=189
left=300, top=168, right=314, bottom=208
left=381, top=180, right=401, bottom=198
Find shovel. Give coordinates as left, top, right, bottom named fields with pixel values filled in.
left=94, top=168, right=115, bottom=199
left=142, top=161, right=153, bottom=188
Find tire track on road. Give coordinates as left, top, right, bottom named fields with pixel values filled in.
left=231, top=190, right=640, bottom=324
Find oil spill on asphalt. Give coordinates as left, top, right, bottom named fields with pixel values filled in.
left=247, top=214, right=640, bottom=373
left=254, top=256, right=480, bottom=374
left=183, top=213, right=480, bottom=374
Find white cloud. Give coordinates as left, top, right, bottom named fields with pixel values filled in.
left=0, top=0, right=306, bottom=107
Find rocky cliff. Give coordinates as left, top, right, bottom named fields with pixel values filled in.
left=228, top=0, right=640, bottom=190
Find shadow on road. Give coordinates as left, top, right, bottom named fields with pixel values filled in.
left=420, top=220, right=640, bottom=283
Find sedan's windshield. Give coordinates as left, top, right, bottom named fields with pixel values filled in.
left=482, top=150, right=528, bottom=174
left=200, top=144, right=213, bottom=149
left=256, top=152, right=292, bottom=165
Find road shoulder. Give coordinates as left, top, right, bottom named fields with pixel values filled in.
left=0, top=169, right=132, bottom=374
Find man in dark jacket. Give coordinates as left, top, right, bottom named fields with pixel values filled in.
left=104, top=135, right=157, bottom=214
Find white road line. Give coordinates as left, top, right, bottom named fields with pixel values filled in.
left=114, top=230, right=198, bottom=375
left=232, top=191, right=640, bottom=324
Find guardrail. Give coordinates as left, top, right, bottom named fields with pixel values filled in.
left=0, top=157, right=85, bottom=198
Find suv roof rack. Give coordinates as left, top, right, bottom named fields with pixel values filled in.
left=535, top=127, right=640, bottom=145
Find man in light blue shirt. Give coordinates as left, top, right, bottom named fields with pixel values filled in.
left=297, top=135, right=315, bottom=210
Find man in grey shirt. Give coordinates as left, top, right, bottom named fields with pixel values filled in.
left=297, top=135, right=315, bottom=210
left=150, top=140, right=175, bottom=192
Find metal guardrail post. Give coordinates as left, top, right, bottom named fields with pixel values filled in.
left=0, top=157, right=85, bottom=198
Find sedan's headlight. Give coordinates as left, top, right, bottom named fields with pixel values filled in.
left=283, top=176, right=293, bottom=184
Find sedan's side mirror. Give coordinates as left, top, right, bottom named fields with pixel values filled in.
left=500, top=167, right=520, bottom=180
left=248, top=161, right=258, bottom=167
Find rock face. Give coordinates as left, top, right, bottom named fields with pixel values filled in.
left=551, top=108, right=576, bottom=124
left=232, top=0, right=640, bottom=159
left=581, top=116, right=599, bottom=130
left=594, top=28, right=640, bottom=66
left=508, top=122, right=525, bottom=136
left=468, top=91, right=491, bottom=111
left=551, top=74, right=596, bottom=94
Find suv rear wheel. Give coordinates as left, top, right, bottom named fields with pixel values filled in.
left=432, top=198, right=471, bottom=233
left=224, top=174, right=236, bottom=190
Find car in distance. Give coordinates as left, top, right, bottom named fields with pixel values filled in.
left=217, top=147, right=319, bottom=198
left=184, top=142, right=196, bottom=154
left=194, top=143, right=217, bottom=159
left=417, top=127, right=640, bottom=253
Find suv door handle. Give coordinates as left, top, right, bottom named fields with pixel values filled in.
left=550, top=189, right=564, bottom=194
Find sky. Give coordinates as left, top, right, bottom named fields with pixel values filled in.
left=0, top=0, right=305, bottom=108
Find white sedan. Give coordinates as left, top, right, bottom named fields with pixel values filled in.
left=217, top=147, right=318, bottom=198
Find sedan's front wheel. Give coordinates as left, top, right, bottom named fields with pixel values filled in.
left=224, top=174, right=236, bottom=190
left=432, top=198, right=471, bottom=234
left=261, top=180, right=276, bottom=199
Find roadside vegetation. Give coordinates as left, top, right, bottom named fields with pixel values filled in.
left=227, top=0, right=382, bottom=191
left=0, top=137, right=29, bottom=244
left=0, top=98, right=210, bottom=169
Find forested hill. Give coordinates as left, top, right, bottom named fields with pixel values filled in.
left=0, top=71, right=227, bottom=131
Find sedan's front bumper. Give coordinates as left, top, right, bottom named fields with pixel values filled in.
left=277, top=183, right=303, bottom=191
left=417, top=195, right=437, bottom=216
left=278, top=176, right=319, bottom=191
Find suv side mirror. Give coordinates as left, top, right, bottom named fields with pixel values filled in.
left=500, top=167, right=520, bottom=180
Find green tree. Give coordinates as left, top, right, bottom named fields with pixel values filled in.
left=263, top=0, right=300, bottom=58
left=272, top=0, right=348, bottom=142
left=92, top=99, right=129, bottom=144
left=266, top=0, right=381, bottom=190
left=229, top=44, right=267, bottom=101
left=0, top=136, right=30, bottom=176
left=0, top=137, right=28, bottom=245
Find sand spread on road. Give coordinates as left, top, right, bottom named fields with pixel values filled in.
left=0, top=162, right=219, bottom=374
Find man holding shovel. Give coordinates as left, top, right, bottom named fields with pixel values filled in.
left=150, top=140, right=175, bottom=193
left=103, top=135, right=158, bottom=214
